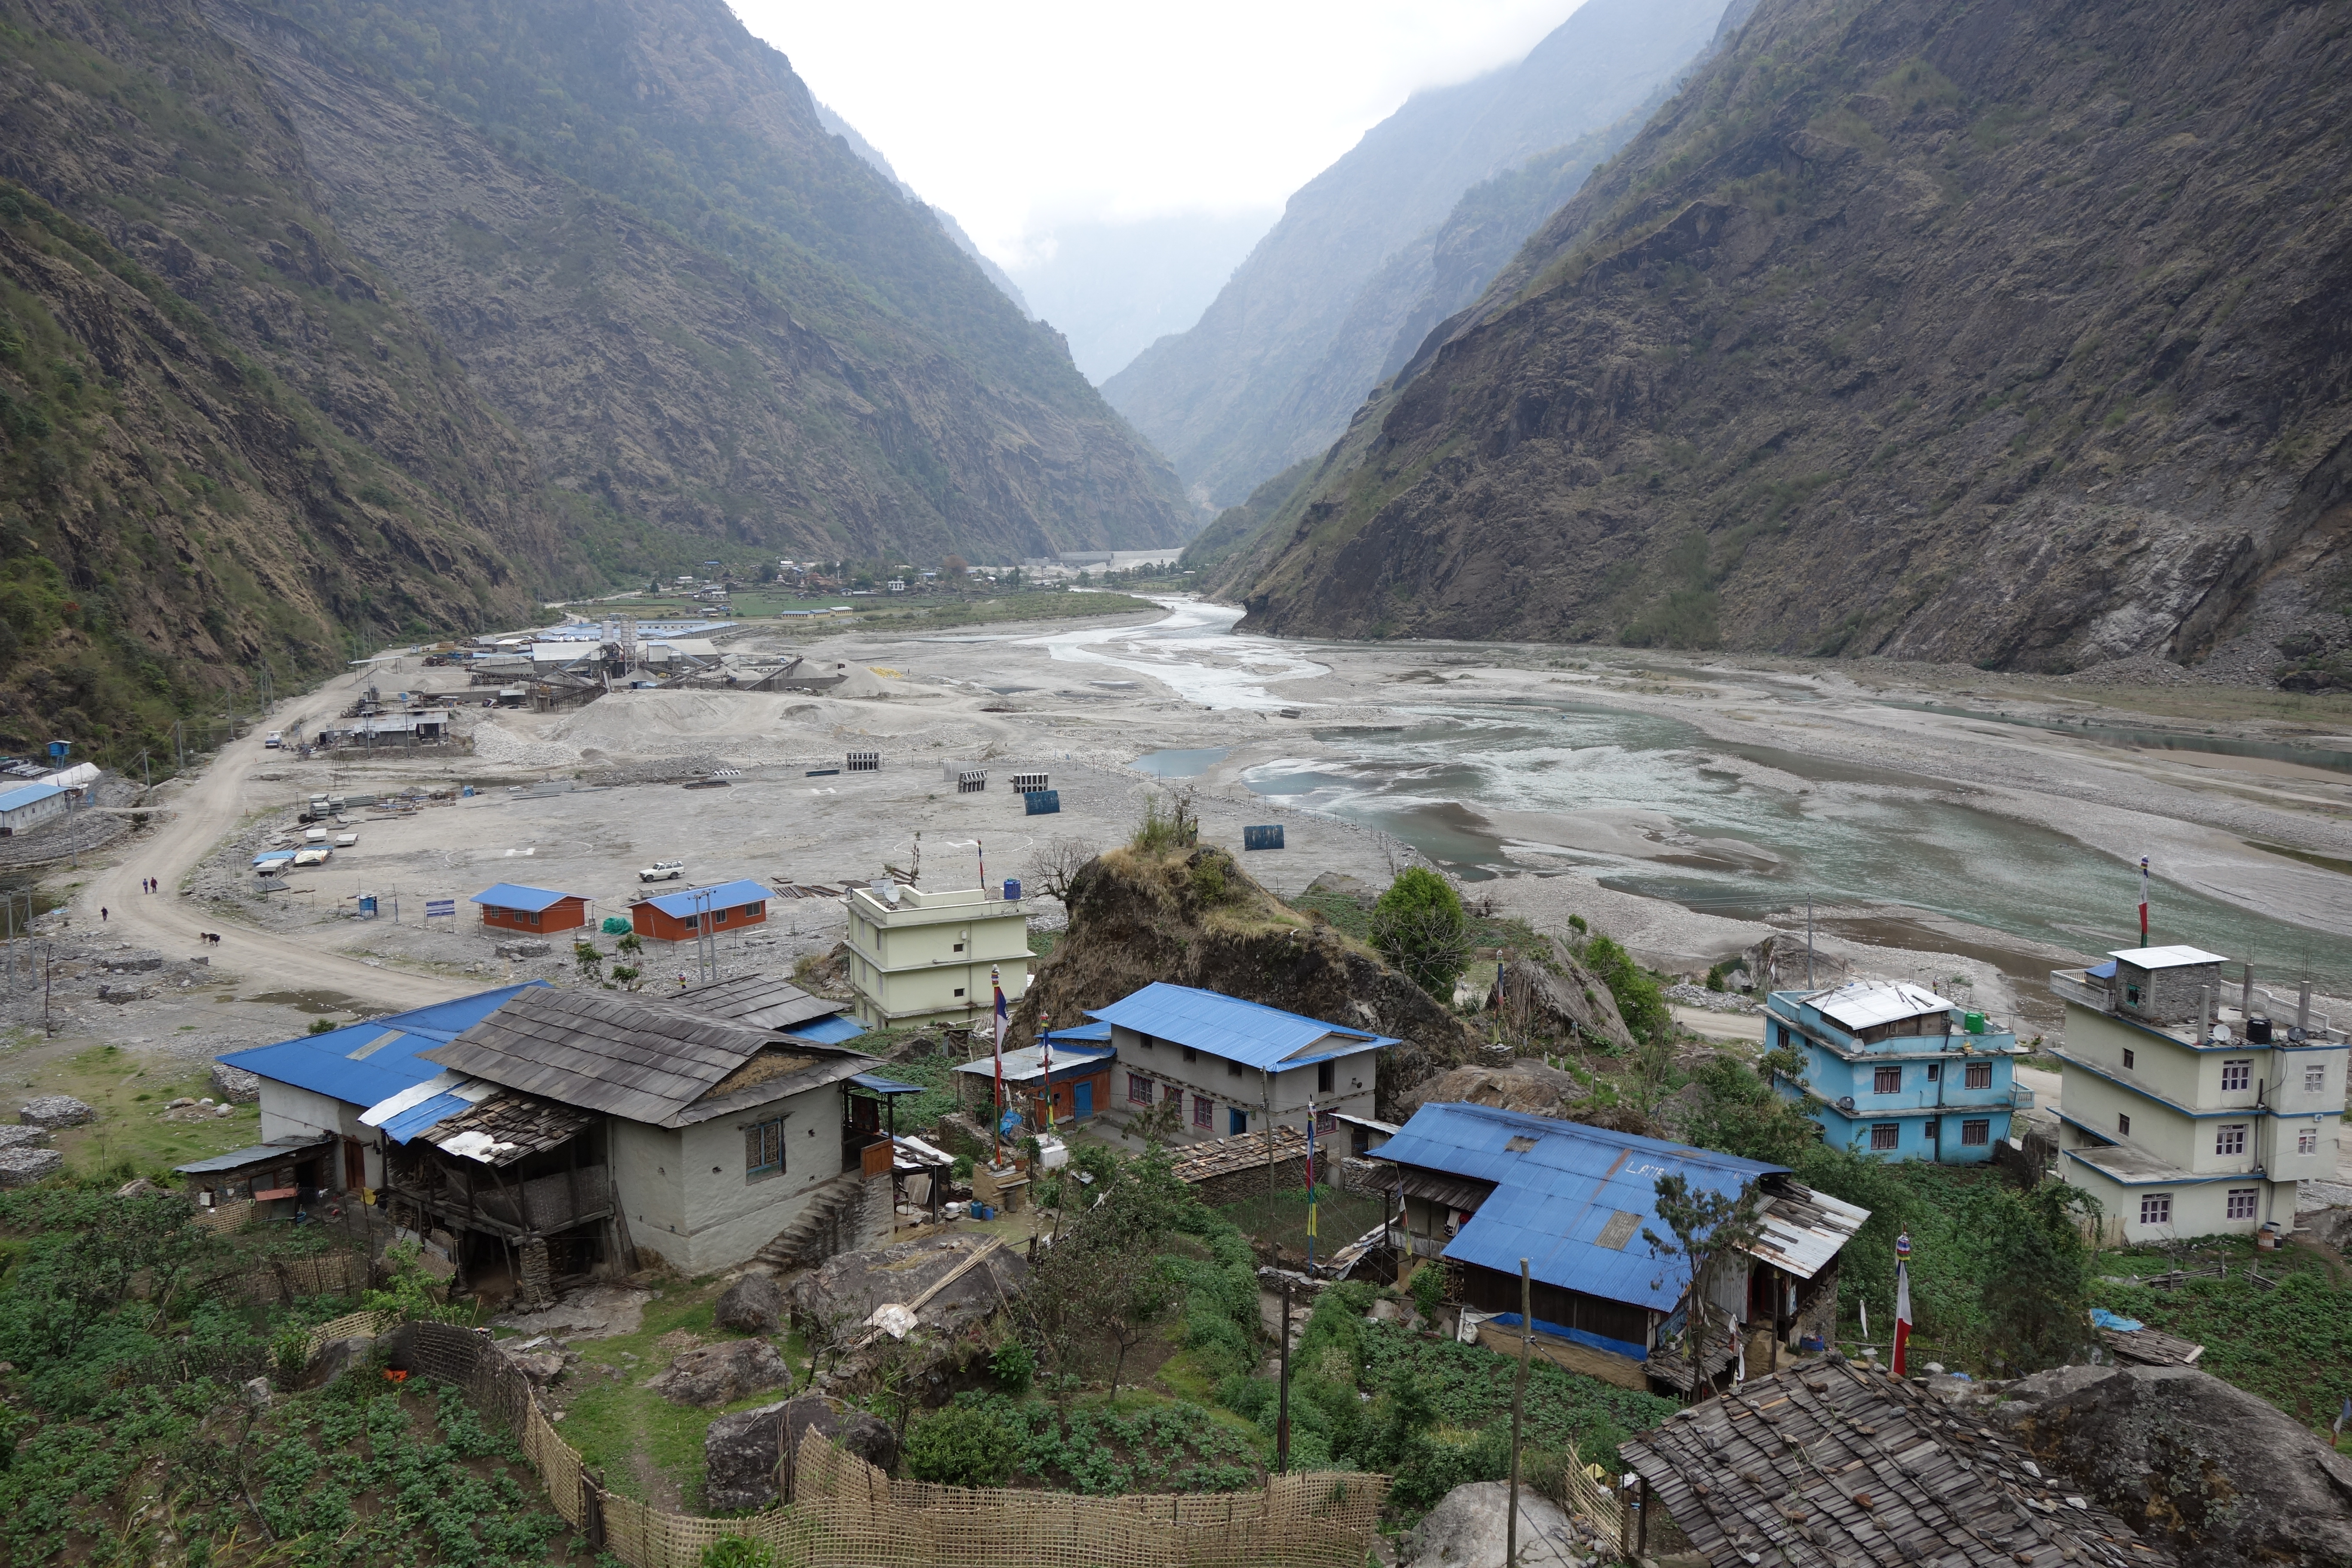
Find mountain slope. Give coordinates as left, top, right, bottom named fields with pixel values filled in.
left=0, top=0, right=561, bottom=755
left=810, top=99, right=1034, bottom=320
left=1223, top=0, right=2352, bottom=673
left=1102, top=0, right=1728, bottom=506
left=225, top=0, right=1191, bottom=560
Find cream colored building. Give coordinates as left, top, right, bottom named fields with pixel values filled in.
left=843, top=883, right=1033, bottom=1028
left=2050, top=945, right=2345, bottom=1243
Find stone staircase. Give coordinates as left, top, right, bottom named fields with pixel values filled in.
left=752, top=1169, right=885, bottom=1274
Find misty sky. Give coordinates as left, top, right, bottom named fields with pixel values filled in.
left=734, top=0, right=1592, bottom=268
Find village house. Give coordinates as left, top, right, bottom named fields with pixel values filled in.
left=842, top=881, right=1032, bottom=1029
left=952, top=1020, right=1116, bottom=1128
left=629, top=878, right=772, bottom=943
left=1765, top=979, right=2028, bottom=1162
left=1090, top=982, right=1391, bottom=1142
left=209, top=974, right=887, bottom=1302
left=469, top=882, right=593, bottom=936
left=1372, top=1101, right=1866, bottom=1395
left=2049, top=944, right=2346, bottom=1242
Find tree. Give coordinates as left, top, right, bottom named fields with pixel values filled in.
left=1643, top=1173, right=1767, bottom=1394
left=1032, top=836, right=1097, bottom=903
left=1093, top=1240, right=1176, bottom=1398
left=1372, top=867, right=1470, bottom=999
left=942, top=554, right=969, bottom=580
left=572, top=940, right=603, bottom=983
left=1983, top=1182, right=2098, bottom=1372
left=756, top=559, right=779, bottom=584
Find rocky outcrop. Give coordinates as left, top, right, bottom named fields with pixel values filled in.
left=647, top=1338, right=792, bottom=1409
left=1393, top=1060, right=1582, bottom=1122
left=0, top=1147, right=63, bottom=1187
left=704, top=1395, right=898, bottom=1512
left=713, top=1272, right=786, bottom=1336
left=1223, top=0, right=2352, bottom=680
left=1008, top=845, right=1480, bottom=1116
left=1500, top=943, right=1637, bottom=1052
left=1399, top=1481, right=1578, bottom=1568
left=2001, top=1364, right=2352, bottom=1568
left=18, top=1095, right=94, bottom=1129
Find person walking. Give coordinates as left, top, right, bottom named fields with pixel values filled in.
left=100, top=906, right=108, bottom=921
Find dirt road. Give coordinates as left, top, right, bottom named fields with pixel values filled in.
left=70, top=701, right=466, bottom=1015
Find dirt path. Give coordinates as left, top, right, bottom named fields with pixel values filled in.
left=67, top=698, right=466, bottom=1015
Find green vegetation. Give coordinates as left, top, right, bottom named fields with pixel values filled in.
left=35, top=1043, right=260, bottom=1176
left=922, top=1392, right=1256, bottom=1494
left=2089, top=1237, right=2352, bottom=1430
left=903, top=1401, right=1020, bottom=1487
left=1371, top=868, right=1470, bottom=1000
left=1576, top=933, right=1670, bottom=1045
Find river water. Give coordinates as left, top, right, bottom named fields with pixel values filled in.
left=1026, top=603, right=2352, bottom=992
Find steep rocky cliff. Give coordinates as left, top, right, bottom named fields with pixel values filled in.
left=1103, top=0, right=1728, bottom=507
left=0, top=0, right=561, bottom=751
left=1224, top=0, right=2352, bottom=674
left=1009, top=844, right=1479, bottom=1118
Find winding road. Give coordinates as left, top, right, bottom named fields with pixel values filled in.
left=69, top=696, right=466, bottom=1014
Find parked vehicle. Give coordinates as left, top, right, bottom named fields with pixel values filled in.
left=264, top=731, right=282, bottom=748
left=638, top=859, right=686, bottom=882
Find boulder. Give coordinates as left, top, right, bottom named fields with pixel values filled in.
left=508, top=1351, right=566, bottom=1386
left=1393, top=1059, right=1583, bottom=1122
left=18, top=1094, right=95, bottom=1129
left=2001, top=1363, right=2352, bottom=1568
left=704, top=1395, right=899, bottom=1511
left=210, top=1063, right=261, bottom=1105
left=0, top=1125, right=50, bottom=1152
left=1499, top=944, right=1638, bottom=1053
left=0, top=1148, right=64, bottom=1187
left=494, top=939, right=551, bottom=959
left=104, top=951, right=164, bottom=973
left=240, top=1375, right=273, bottom=1409
left=297, top=1336, right=375, bottom=1391
left=1399, top=1481, right=1576, bottom=1568
left=714, top=1271, right=786, bottom=1335
left=648, top=1337, right=792, bottom=1408
left=99, top=983, right=158, bottom=1004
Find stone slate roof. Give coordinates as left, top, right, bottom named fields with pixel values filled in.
left=1620, top=1362, right=2172, bottom=1568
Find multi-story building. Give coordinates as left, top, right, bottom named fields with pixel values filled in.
left=2049, top=944, right=2346, bottom=1242
left=842, top=882, right=1032, bottom=1029
left=1766, top=980, right=2027, bottom=1162
left=1089, top=982, right=1391, bottom=1143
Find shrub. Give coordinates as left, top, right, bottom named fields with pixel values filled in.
left=701, top=1538, right=778, bottom=1568
left=306, top=1017, right=335, bottom=1035
left=1408, top=1262, right=1446, bottom=1322
left=1580, top=933, right=1670, bottom=1044
left=989, top=1338, right=1034, bottom=1394
left=1371, top=868, right=1468, bottom=999
left=903, top=1403, right=1017, bottom=1487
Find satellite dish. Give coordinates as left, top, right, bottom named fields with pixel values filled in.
left=2210, top=1024, right=2232, bottom=1044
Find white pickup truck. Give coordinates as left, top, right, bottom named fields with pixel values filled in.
left=638, top=859, right=686, bottom=883
left=264, top=731, right=282, bottom=748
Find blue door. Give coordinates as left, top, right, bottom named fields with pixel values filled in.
left=1230, top=1108, right=1248, bottom=1135
left=1074, top=1081, right=1093, bottom=1120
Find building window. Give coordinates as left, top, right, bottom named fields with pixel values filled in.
left=953, top=987, right=965, bottom=998
left=2307, top=1065, right=2327, bottom=1093
left=2299, top=1127, right=2319, bottom=1156
left=2118, top=1112, right=2131, bottom=1136
left=1870, top=1124, right=1899, bottom=1151
left=1164, top=1081, right=1181, bottom=1103
left=1128, top=1073, right=1153, bottom=1105
left=1316, top=1109, right=1336, bottom=1135
left=2216, top=1124, right=2246, bottom=1157
left=2221, top=1060, right=2251, bottom=1092
left=1227, top=1059, right=1245, bottom=1077
left=1194, top=1095, right=1213, bottom=1129
left=745, top=1118, right=785, bottom=1179
left=1873, top=1066, right=1902, bottom=1094
left=2140, top=1193, right=2171, bottom=1227
left=1182, top=1045, right=1196, bottom=1063
left=1924, top=1118, right=1940, bottom=1140
left=713, top=909, right=729, bottom=923
left=528, top=911, right=540, bottom=925
left=952, top=942, right=964, bottom=953
left=1317, top=1060, right=1335, bottom=1094
left=744, top=902, right=763, bottom=918
left=1961, top=1119, right=1990, bottom=1146
left=1229, top=1109, right=1249, bottom=1135
left=1925, top=1063, right=1939, bottom=1082
left=1964, top=1062, right=1992, bottom=1090
left=2226, top=1189, right=2258, bottom=1221
left=2122, top=1048, right=2135, bottom=1070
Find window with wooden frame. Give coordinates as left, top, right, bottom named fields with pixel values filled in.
left=1128, top=1072, right=1153, bottom=1105
left=745, top=1118, right=786, bottom=1181
left=1870, top=1123, right=1899, bottom=1151
left=1873, top=1065, right=1902, bottom=1094
left=1960, top=1119, right=1990, bottom=1146
left=2225, top=1188, right=2257, bottom=1221
left=2140, top=1193, right=2171, bottom=1226
left=1964, top=1062, right=1992, bottom=1090
left=1193, top=1094, right=1212, bottom=1128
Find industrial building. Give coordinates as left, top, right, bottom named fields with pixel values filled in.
left=469, top=883, right=593, bottom=935
left=1765, top=979, right=2029, bottom=1162
left=0, top=781, right=67, bottom=836
left=2049, top=944, right=2346, bottom=1243
left=1090, top=982, right=1390, bottom=1141
left=842, top=881, right=1032, bottom=1028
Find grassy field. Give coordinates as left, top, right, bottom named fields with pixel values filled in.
left=12, top=1040, right=264, bottom=1176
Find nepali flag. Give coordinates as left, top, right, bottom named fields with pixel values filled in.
left=1891, top=1257, right=1914, bottom=1376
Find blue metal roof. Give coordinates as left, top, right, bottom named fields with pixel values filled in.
left=218, top=983, right=550, bottom=1110
left=1042, top=1021, right=1112, bottom=1043
left=1377, top=1102, right=1785, bottom=1315
left=0, top=781, right=62, bottom=812
left=1084, top=983, right=1395, bottom=1071
left=848, top=1072, right=925, bottom=1095
left=783, top=1013, right=867, bottom=1045
left=636, top=879, right=774, bottom=919
left=469, top=883, right=582, bottom=913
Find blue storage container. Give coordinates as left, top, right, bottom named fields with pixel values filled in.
left=1023, top=789, right=1061, bottom=816
left=1003, top=878, right=1022, bottom=902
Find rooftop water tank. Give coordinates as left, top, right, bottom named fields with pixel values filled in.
left=1963, top=1010, right=1986, bottom=1034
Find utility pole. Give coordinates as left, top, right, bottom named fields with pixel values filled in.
left=1805, top=897, right=1815, bottom=989
left=1508, top=1258, right=1531, bottom=1567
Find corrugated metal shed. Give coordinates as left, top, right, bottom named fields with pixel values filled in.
left=952, top=1042, right=1117, bottom=1084
left=636, top=879, right=774, bottom=919
left=0, top=781, right=64, bottom=813
left=1085, top=982, right=1396, bottom=1071
left=420, top=986, right=873, bottom=1128
left=219, top=982, right=551, bottom=1111
left=1750, top=1184, right=1871, bottom=1281
left=1812, top=980, right=1956, bottom=1030
left=2109, top=944, right=2228, bottom=969
left=674, top=973, right=842, bottom=1031
left=173, top=1135, right=332, bottom=1175
left=469, top=884, right=581, bottom=913
left=1373, top=1102, right=1785, bottom=1314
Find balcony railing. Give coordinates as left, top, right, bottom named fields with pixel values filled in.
left=2047, top=972, right=2112, bottom=1013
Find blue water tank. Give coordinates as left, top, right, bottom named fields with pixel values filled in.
left=1003, top=878, right=1022, bottom=902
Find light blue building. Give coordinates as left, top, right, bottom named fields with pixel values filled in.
left=1766, top=980, right=2029, bottom=1163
